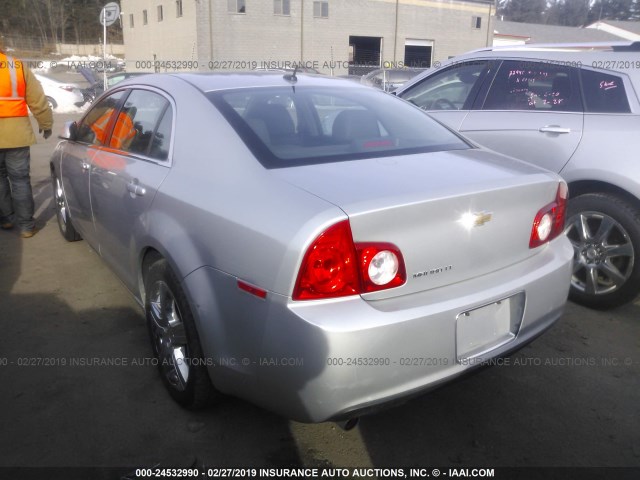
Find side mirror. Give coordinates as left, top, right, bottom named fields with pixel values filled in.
left=59, top=121, right=78, bottom=141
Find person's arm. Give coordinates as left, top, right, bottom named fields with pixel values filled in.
left=23, top=66, right=53, bottom=134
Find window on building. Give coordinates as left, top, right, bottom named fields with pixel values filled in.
left=228, top=0, right=246, bottom=13
left=129, top=13, right=134, bottom=28
left=472, top=16, right=482, bottom=29
left=158, top=5, right=164, bottom=22
left=143, top=10, right=148, bottom=25
left=176, top=0, right=183, bottom=17
left=274, top=0, right=290, bottom=15
left=313, top=0, right=328, bottom=18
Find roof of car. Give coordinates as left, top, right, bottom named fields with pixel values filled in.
left=469, top=40, right=640, bottom=53
left=123, top=72, right=364, bottom=93
left=441, top=42, right=640, bottom=81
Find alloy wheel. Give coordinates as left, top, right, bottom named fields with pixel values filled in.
left=148, top=280, right=190, bottom=391
left=54, top=177, right=68, bottom=229
left=565, top=211, right=635, bottom=296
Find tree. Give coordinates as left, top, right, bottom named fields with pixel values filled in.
left=587, top=0, right=640, bottom=22
left=546, top=0, right=591, bottom=26
left=3, top=0, right=122, bottom=51
left=499, top=0, right=640, bottom=25
left=497, top=0, right=547, bottom=23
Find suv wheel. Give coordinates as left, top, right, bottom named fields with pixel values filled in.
left=565, top=193, right=640, bottom=309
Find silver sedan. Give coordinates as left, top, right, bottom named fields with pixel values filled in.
left=50, top=73, right=573, bottom=423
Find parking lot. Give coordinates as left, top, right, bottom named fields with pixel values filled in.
left=0, top=113, right=639, bottom=475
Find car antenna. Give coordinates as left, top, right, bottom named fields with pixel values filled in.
left=284, top=66, right=298, bottom=84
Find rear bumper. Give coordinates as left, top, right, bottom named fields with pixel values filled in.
left=186, top=237, right=573, bottom=423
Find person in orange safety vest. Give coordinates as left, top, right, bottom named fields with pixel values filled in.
left=0, top=42, right=53, bottom=238
left=88, top=104, right=137, bottom=150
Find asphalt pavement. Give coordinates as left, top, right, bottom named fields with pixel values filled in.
left=0, top=113, right=638, bottom=477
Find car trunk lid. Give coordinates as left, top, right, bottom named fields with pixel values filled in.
left=272, top=149, right=562, bottom=300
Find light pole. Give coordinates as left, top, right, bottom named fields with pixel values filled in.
left=100, top=2, right=120, bottom=90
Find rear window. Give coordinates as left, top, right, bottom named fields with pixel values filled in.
left=580, top=69, right=631, bottom=113
left=207, top=86, right=469, bottom=168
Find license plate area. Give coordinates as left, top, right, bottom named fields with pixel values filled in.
left=456, top=292, right=525, bottom=361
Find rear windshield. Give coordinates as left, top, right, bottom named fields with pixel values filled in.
left=207, top=86, right=469, bottom=168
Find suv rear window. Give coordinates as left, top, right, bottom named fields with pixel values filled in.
left=580, top=69, right=631, bottom=113
left=208, top=86, right=469, bottom=168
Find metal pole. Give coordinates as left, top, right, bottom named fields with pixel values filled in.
left=300, top=0, right=304, bottom=62
left=393, top=0, right=399, bottom=63
left=103, top=7, right=107, bottom=90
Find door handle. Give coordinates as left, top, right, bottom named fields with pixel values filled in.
left=539, top=125, right=571, bottom=134
left=127, top=183, right=146, bottom=196
left=81, top=162, right=90, bottom=171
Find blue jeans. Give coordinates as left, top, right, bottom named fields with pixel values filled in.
left=0, top=147, right=35, bottom=232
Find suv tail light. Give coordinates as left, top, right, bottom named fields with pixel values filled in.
left=293, top=220, right=406, bottom=300
left=530, top=183, right=568, bottom=249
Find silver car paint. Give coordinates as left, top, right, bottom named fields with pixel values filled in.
left=51, top=73, right=573, bottom=422
left=460, top=110, right=584, bottom=173
left=271, top=150, right=564, bottom=299
left=185, top=239, right=571, bottom=422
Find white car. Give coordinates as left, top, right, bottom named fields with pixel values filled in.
left=34, top=74, right=84, bottom=111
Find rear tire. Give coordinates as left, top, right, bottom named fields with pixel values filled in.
left=565, top=193, right=640, bottom=309
left=144, top=257, right=219, bottom=409
left=52, top=172, right=82, bottom=242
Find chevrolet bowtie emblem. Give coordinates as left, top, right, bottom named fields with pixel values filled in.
left=473, top=211, right=493, bottom=227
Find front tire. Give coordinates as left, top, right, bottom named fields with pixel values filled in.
left=52, top=172, right=82, bottom=242
left=565, top=193, right=640, bottom=309
left=144, top=257, right=219, bottom=408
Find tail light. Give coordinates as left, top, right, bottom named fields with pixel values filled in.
left=529, top=182, right=568, bottom=249
left=293, top=220, right=406, bottom=300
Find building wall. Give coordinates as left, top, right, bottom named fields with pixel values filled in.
left=394, top=0, right=494, bottom=62
left=123, top=0, right=494, bottom=75
left=56, top=43, right=126, bottom=57
left=122, top=0, right=198, bottom=72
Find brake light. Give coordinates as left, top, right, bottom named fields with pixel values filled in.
left=529, top=183, right=568, bottom=248
left=293, top=220, right=406, bottom=300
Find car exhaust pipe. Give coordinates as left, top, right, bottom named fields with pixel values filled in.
left=336, top=417, right=359, bottom=431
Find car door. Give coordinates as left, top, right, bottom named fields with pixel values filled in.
left=89, top=88, right=173, bottom=292
left=397, top=60, right=495, bottom=130
left=61, top=90, right=127, bottom=246
left=460, top=60, right=584, bottom=173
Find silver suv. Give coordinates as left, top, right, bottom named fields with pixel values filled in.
left=395, top=42, right=640, bottom=309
